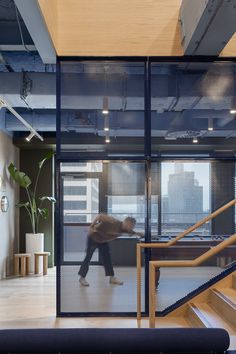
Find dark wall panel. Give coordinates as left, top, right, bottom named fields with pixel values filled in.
left=19, top=149, right=54, bottom=267
left=211, top=161, right=235, bottom=235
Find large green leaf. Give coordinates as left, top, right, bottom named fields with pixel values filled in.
left=38, top=151, right=55, bottom=170
left=39, top=196, right=56, bottom=203
left=8, top=163, right=31, bottom=188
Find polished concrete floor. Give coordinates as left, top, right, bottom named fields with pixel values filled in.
left=0, top=267, right=235, bottom=350
left=0, top=266, right=222, bottom=321
left=0, top=268, right=184, bottom=328
left=64, top=251, right=98, bottom=262
left=61, top=265, right=221, bottom=313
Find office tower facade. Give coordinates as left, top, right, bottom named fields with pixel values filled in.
left=165, top=164, right=204, bottom=225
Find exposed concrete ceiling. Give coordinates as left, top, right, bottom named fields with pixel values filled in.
left=0, top=0, right=36, bottom=51
left=14, top=0, right=56, bottom=63
left=179, top=0, right=236, bottom=56
left=0, top=0, right=236, bottom=154
left=1, top=66, right=236, bottom=141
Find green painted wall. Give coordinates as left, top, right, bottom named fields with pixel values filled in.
left=19, top=149, right=54, bottom=267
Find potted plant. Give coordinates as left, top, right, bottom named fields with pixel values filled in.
left=8, top=151, right=56, bottom=273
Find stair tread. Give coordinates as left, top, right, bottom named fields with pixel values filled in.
left=190, top=302, right=236, bottom=334
left=214, top=287, right=236, bottom=306
left=143, top=316, right=191, bottom=328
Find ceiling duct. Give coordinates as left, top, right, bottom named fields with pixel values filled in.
left=179, top=0, right=236, bottom=55
left=165, top=112, right=202, bottom=140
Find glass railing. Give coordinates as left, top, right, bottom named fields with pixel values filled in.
left=137, top=199, right=236, bottom=323
left=148, top=233, right=236, bottom=327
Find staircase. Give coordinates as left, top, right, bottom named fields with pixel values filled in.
left=163, top=271, right=236, bottom=350
left=185, top=273, right=236, bottom=330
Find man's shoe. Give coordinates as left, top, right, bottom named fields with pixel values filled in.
left=109, top=276, right=124, bottom=285
left=79, top=277, right=89, bottom=286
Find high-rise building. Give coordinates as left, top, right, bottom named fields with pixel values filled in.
left=62, top=163, right=100, bottom=223
left=167, top=164, right=203, bottom=223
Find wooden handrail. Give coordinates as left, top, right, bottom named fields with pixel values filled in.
left=136, top=198, right=236, bottom=320
left=149, top=233, right=236, bottom=328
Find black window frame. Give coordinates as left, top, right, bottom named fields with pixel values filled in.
left=56, top=56, right=236, bottom=318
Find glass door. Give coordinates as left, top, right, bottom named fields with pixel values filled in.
left=59, top=161, right=146, bottom=314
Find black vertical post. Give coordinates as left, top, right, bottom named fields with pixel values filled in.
left=98, top=162, right=108, bottom=265
left=158, top=163, right=162, bottom=236
left=55, top=161, right=62, bottom=316
left=56, top=59, right=61, bottom=157
left=144, top=58, right=152, bottom=314
left=145, top=58, right=151, bottom=158
left=56, top=58, right=61, bottom=316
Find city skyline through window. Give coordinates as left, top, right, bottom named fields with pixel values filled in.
left=162, top=162, right=210, bottom=211
left=62, top=161, right=214, bottom=237
left=161, top=162, right=210, bottom=236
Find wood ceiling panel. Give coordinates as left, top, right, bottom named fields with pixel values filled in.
left=38, top=0, right=236, bottom=57
left=220, top=33, right=236, bottom=57
left=39, top=0, right=183, bottom=56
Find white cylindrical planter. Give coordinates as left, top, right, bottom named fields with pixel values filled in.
left=26, top=233, right=44, bottom=273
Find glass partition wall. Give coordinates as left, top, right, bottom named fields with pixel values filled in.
left=60, top=161, right=146, bottom=314
left=56, top=58, right=236, bottom=316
